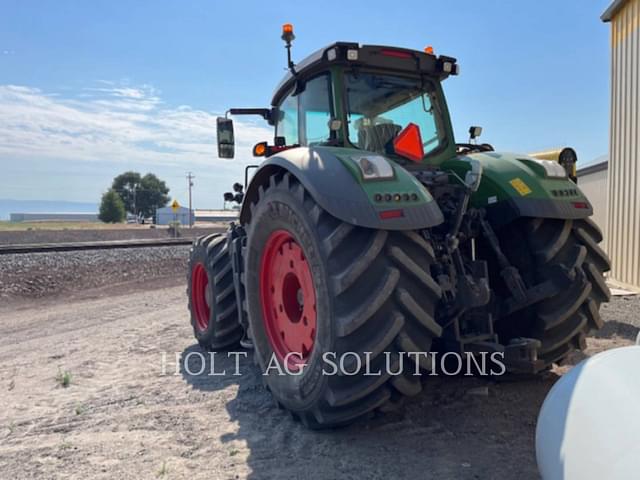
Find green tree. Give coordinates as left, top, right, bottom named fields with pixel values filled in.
left=98, top=189, right=126, bottom=223
left=112, top=171, right=142, bottom=214
left=137, top=173, right=170, bottom=217
left=111, top=171, right=170, bottom=218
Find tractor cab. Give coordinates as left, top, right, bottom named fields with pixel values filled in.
left=217, top=26, right=460, bottom=167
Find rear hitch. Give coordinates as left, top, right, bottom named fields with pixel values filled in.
left=503, top=337, right=545, bottom=374
left=478, top=214, right=528, bottom=302
left=463, top=337, right=545, bottom=374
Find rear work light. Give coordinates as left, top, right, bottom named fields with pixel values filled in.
left=349, top=155, right=395, bottom=181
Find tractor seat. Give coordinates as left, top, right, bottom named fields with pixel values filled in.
left=357, top=123, right=402, bottom=154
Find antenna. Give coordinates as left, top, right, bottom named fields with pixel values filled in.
left=281, top=23, right=296, bottom=75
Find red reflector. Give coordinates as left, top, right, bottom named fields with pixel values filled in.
left=572, top=201, right=589, bottom=209
left=380, top=49, right=413, bottom=59
left=393, top=123, right=424, bottom=162
left=379, top=209, right=404, bottom=220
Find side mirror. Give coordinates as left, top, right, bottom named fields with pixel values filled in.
left=469, top=126, right=483, bottom=142
left=217, top=117, right=235, bottom=159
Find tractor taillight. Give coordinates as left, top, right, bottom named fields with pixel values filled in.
left=379, top=209, right=404, bottom=220
left=572, top=202, right=589, bottom=209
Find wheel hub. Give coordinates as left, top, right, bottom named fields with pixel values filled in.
left=191, top=262, right=210, bottom=331
left=260, top=230, right=317, bottom=371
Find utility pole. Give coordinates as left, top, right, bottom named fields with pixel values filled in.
left=132, top=185, right=137, bottom=223
left=187, top=172, right=195, bottom=228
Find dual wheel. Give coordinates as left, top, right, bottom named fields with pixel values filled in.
left=187, top=233, right=243, bottom=350
left=187, top=172, right=610, bottom=428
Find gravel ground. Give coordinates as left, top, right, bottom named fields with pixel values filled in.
left=0, top=226, right=224, bottom=245
left=0, top=284, right=635, bottom=480
left=595, top=295, right=640, bottom=338
left=0, top=246, right=191, bottom=301
left=0, top=246, right=638, bottom=479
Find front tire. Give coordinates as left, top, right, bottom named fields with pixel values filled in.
left=245, top=172, right=442, bottom=428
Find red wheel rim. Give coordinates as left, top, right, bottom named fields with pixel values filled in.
left=191, top=262, right=210, bottom=331
left=260, top=230, right=317, bottom=372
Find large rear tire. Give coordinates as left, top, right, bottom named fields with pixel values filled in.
left=244, top=172, right=442, bottom=428
left=484, top=217, right=611, bottom=367
left=187, top=234, right=243, bottom=350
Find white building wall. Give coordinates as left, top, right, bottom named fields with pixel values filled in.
left=577, top=165, right=609, bottom=252
left=605, top=0, right=640, bottom=291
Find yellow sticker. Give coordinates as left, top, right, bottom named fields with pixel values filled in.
left=509, top=178, right=532, bottom=196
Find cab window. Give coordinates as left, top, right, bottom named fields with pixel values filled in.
left=276, top=92, right=298, bottom=145
left=275, top=73, right=333, bottom=146
left=299, top=74, right=333, bottom=146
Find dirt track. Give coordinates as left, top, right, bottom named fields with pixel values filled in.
left=0, top=281, right=636, bottom=480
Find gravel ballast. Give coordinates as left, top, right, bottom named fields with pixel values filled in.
left=0, top=245, right=191, bottom=300
left=0, top=226, right=224, bottom=245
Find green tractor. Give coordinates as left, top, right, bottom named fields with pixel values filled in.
left=187, top=25, right=610, bottom=428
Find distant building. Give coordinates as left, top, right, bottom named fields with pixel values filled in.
left=194, top=209, right=239, bottom=223
left=9, top=212, right=98, bottom=222
left=155, top=206, right=194, bottom=225
left=602, top=0, right=640, bottom=291
left=577, top=161, right=608, bottom=248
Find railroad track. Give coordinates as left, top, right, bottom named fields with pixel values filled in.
left=0, top=237, right=200, bottom=255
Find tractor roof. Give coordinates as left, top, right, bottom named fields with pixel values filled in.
left=272, top=42, right=459, bottom=106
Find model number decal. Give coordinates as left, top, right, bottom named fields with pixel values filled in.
left=509, top=178, right=532, bottom=196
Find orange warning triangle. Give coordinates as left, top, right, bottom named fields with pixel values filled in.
left=393, top=123, right=424, bottom=162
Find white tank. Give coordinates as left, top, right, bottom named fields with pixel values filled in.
left=536, top=345, right=640, bottom=479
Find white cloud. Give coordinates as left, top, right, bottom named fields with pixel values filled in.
left=0, top=83, right=271, bottom=168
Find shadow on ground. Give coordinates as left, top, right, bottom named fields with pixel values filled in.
left=181, top=343, right=555, bottom=480
left=592, top=320, right=639, bottom=341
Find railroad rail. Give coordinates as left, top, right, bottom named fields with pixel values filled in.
left=0, top=238, right=200, bottom=255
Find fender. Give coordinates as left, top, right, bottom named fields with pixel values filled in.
left=443, top=151, right=594, bottom=228
left=240, top=146, right=444, bottom=230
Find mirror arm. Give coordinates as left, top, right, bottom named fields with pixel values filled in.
left=227, top=108, right=275, bottom=124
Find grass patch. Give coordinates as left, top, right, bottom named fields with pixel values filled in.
left=56, top=369, right=72, bottom=388
left=157, top=461, right=168, bottom=477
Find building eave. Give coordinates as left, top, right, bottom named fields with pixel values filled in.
left=602, top=0, right=629, bottom=22
left=577, top=161, right=609, bottom=177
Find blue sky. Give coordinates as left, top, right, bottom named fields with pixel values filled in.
left=0, top=0, right=613, bottom=209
